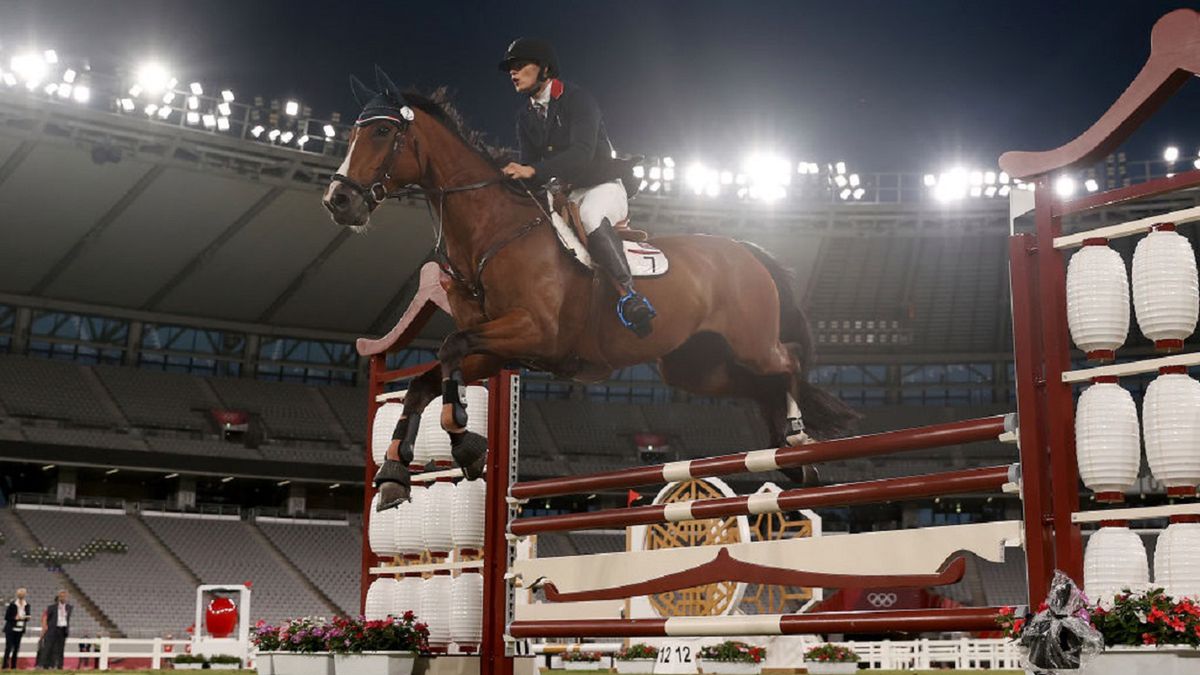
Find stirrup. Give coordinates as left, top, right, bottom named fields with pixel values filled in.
left=617, top=291, right=656, bottom=336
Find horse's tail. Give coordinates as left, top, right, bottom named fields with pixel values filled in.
left=739, top=241, right=861, bottom=438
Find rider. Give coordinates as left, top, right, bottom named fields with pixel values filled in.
left=498, top=38, right=657, bottom=338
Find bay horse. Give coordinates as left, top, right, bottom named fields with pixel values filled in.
left=323, top=69, right=858, bottom=509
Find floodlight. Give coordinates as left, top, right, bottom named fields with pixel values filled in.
left=10, top=53, right=47, bottom=85
left=923, top=174, right=936, bottom=187
left=2, top=73, right=15, bottom=87
left=119, top=97, right=135, bottom=111
left=202, top=114, right=216, bottom=129
left=43, top=49, right=58, bottom=64
left=128, top=84, right=143, bottom=97
left=221, top=90, right=235, bottom=102
left=1164, top=146, right=1180, bottom=163
left=685, top=163, right=709, bottom=192
left=322, top=124, right=336, bottom=138
left=719, top=171, right=733, bottom=185
left=969, top=186, right=982, bottom=198
left=43, top=83, right=57, bottom=95
left=970, top=171, right=983, bottom=186
left=638, top=179, right=648, bottom=191
left=280, top=131, right=294, bottom=143
left=632, top=165, right=644, bottom=179
left=250, top=125, right=265, bottom=138
left=662, top=157, right=675, bottom=168
left=285, top=100, right=299, bottom=116
left=985, top=186, right=997, bottom=197
left=849, top=173, right=860, bottom=187
left=186, top=95, right=199, bottom=110
left=835, top=161, right=846, bottom=175
left=649, top=180, right=661, bottom=192
left=999, top=185, right=1011, bottom=197
left=135, top=62, right=172, bottom=95
left=834, top=174, right=848, bottom=188
left=297, top=135, right=310, bottom=147
left=186, top=111, right=200, bottom=125
left=216, top=117, right=230, bottom=131
left=217, top=101, right=231, bottom=116
left=1055, top=176, right=1076, bottom=197
left=704, top=183, right=719, bottom=197
left=998, top=172, right=1010, bottom=184
left=852, top=187, right=865, bottom=200
left=649, top=166, right=661, bottom=180
left=663, top=167, right=675, bottom=181
left=189, top=82, right=203, bottom=95
left=984, top=171, right=996, bottom=185
left=1085, top=179, right=1099, bottom=192
left=162, top=91, right=175, bottom=104
left=1194, top=159, right=1200, bottom=170
left=933, top=168, right=969, bottom=202
left=62, top=69, right=76, bottom=84
left=157, top=105, right=172, bottom=119
left=57, top=84, right=71, bottom=98
left=71, top=85, right=89, bottom=103
left=144, top=103, right=158, bottom=116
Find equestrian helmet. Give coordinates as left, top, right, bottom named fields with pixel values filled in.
left=498, top=38, right=559, bottom=78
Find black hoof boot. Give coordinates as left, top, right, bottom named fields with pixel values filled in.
left=441, top=372, right=469, bottom=432
left=374, top=459, right=411, bottom=509
left=451, top=431, right=488, bottom=480
left=780, top=464, right=821, bottom=488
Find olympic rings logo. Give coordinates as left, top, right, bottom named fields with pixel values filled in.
left=866, top=592, right=898, bottom=608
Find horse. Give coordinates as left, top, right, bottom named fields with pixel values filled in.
left=323, top=69, right=858, bottom=509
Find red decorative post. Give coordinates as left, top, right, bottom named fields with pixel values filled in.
left=481, top=370, right=517, bottom=675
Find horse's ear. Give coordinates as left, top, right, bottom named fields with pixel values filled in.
left=349, top=75, right=374, bottom=107
left=374, top=65, right=402, bottom=100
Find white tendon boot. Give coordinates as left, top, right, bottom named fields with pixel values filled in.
left=784, top=393, right=814, bottom=446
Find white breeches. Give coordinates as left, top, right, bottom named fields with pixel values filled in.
left=568, top=179, right=628, bottom=234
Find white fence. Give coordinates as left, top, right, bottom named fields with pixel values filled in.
left=9, top=633, right=195, bottom=670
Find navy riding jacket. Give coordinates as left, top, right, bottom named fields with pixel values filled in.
left=516, top=79, right=623, bottom=189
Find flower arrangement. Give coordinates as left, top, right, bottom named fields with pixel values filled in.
left=698, top=641, right=766, bottom=663
left=561, top=651, right=603, bottom=662
left=616, top=643, right=659, bottom=660
left=1090, top=588, right=1200, bottom=648
left=251, top=612, right=430, bottom=654
left=803, top=644, right=858, bottom=663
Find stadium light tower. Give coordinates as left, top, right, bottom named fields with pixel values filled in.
left=136, top=62, right=174, bottom=95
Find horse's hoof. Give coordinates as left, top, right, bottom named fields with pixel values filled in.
left=377, top=481, right=412, bottom=510
left=781, top=464, right=821, bottom=488
left=785, top=430, right=816, bottom=447
left=452, top=431, right=488, bottom=480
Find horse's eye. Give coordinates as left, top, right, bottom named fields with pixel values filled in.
left=375, top=125, right=391, bottom=137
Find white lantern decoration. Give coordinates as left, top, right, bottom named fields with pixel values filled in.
left=1142, top=367, right=1200, bottom=497
left=450, top=573, right=483, bottom=651
left=1066, top=238, right=1130, bottom=360
left=1084, top=525, right=1149, bottom=605
left=1155, top=520, right=1200, bottom=600
left=416, top=387, right=490, bottom=468
left=1131, top=223, right=1199, bottom=351
left=365, top=578, right=397, bottom=620
left=452, top=479, right=487, bottom=552
left=371, top=403, right=405, bottom=466
left=423, top=480, right=456, bottom=556
left=368, top=493, right=398, bottom=555
left=393, top=575, right=424, bottom=617
left=420, top=575, right=454, bottom=650
left=395, top=485, right=427, bottom=560
left=1075, top=378, right=1140, bottom=502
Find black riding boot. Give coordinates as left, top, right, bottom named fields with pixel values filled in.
left=587, top=219, right=656, bottom=337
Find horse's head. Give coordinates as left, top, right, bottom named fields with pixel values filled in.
left=323, top=67, right=424, bottom=231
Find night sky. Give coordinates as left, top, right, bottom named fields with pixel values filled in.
left=3, top=0, right=1200, bottom=172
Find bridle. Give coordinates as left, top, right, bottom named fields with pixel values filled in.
left=330, top=111, right=552, bottom=310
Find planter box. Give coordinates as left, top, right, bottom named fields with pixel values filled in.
left=1058, top=645, right=1200, bottom=675
left=564, top=661, right=604, bottom=670
left=333, top=651, right=416, bottom=675
left=255, top=652, right=278, bottom=675
left=174, top=665, right=204, bottom=671
left=273, top=652, right=333, bottom=675
left=211, top=664, right=243, bottom=670
left=614, top=658, right=656, bottom=674
left=697, top=661, right=761, bottom=675
left=803, top=663, right=857, bottom=674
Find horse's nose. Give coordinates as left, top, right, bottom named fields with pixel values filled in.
left=323, top=190, right=351, bottom=213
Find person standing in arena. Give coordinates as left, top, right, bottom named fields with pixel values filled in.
left=37, top=590, right=71, bottom=669
left=3, top=587, right=30, bottom=669
left=498, top=38, right=657, bottom=338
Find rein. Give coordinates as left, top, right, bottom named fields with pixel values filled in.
left=330, top=114, right=551, bottom=313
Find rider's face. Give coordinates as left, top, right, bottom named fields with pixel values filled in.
left=509, top=62, right=543, bottom=95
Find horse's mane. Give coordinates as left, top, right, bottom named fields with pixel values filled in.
left=404, top=87, right=515, bottom=168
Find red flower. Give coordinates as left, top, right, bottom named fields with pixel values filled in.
left=1148, top=608, right=1167, bottom=623
left=403, top=610, right=415, bottom=621
left=998, top=606, right=1014, bottom=617
left=1142, top=633, right=1157, bottom=645
left=1012, top=618, right=1026, bottom=635
left=1037, top=601, right=1049, bottom=612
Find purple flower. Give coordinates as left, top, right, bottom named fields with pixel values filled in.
left=291, top=636, right=302, bottom=644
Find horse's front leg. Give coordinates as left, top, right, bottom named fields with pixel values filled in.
left=375, top=364, right=440, bottom=510
left=438, top=310, right=544, bottom=479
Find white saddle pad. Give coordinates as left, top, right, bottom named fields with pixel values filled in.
left=550, top=211, right=669, bottom=277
